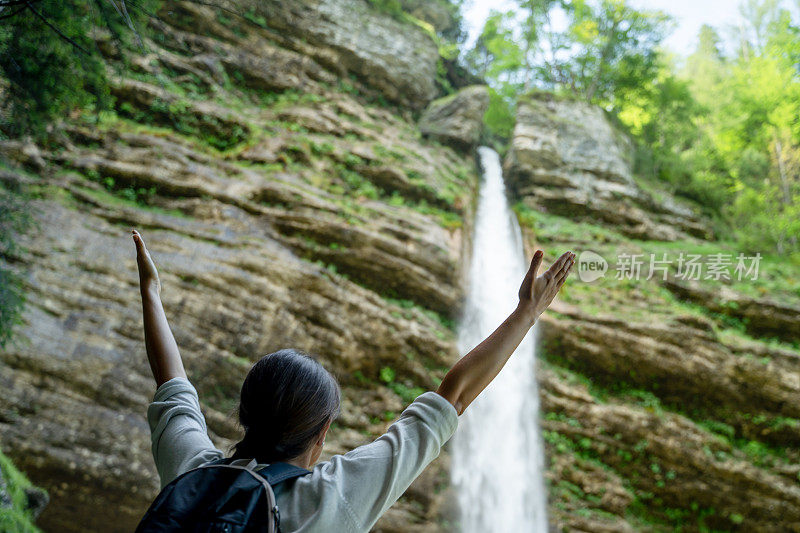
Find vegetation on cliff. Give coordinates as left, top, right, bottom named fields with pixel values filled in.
left=0, top=447, right=46, bottom=533
left=1, top=0, right=798, bottom=532
left=0, top=1, right=473, bottom=531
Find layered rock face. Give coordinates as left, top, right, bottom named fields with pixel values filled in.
left=663, top=278, right=800, bottom=344
left=508, top=96, right=800, bottom=530
left=505, top=93, right=711, bottom=241
left=535, top=306, right=800, bottom=532
left=3, top=1, right=799, bottom=532
left=242, top=0, right=441, bottom=109
left=0, top=1, right=478, bottom=531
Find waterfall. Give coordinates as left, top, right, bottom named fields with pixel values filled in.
left=451, top=146, right=549, bottom=532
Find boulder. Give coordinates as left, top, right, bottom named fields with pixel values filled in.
left=400, top=0, right=455, bottom=33
left=418, top=85, right=489, bottom=152
left=505, top=93, right=711, bottom=240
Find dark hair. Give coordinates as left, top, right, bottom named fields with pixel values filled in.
left=230, top=348, right=340, bottom=464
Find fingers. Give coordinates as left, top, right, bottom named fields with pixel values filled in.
left=547, top=251, right=574, bottom=285
left=528, top=250, right=543, bottom=278
left=545, top=251, right=572, bottom=279
left=553, top=251, right=572, bottom=271
left=555, top=254, right=575, bottom=285
left=132, top=229, right=147, bottom=254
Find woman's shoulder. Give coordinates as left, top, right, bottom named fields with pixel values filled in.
left=273, top=467, right=361, bottom=532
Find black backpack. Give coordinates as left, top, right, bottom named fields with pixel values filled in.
left=135, top=457, right=311, bottom=533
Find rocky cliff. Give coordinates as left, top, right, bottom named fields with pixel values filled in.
left=2, top=2, right=799, bottom=532
left=0, top=1, right=484, bottom=531
left=507, top=93, right=800, bottom=532
left=505, top=93, right=711, bottom=242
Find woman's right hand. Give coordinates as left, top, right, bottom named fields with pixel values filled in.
left=517, top=250, right=575, bottom=322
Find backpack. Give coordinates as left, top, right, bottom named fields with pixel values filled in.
left=135, top=457, right=311, bottom=533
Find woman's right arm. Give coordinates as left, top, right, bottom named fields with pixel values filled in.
left=132, top=229, right=188, bottom=387
left=296, top=251, right=573, bottom=531
left=436, top=249, right=574, bottom=415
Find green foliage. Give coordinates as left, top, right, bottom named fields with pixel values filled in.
left=680, top=7, right=800, bottom=253
left=463, top=10, right=524, bottom=141
left=0, top=448, right=45, bottom=532
left=0, top=0, right=160, bottom=137
left=379, top=366, right=396, bottom=384
left=337, top=165, right=380, bottom=200
left=386, top=192, right=463, bottom=229
left=81, top=168, right=160, bottom=208
left=383, top=295, right=455, bottom=331
left=388, top=382, right=426, bottom=404
left=557, top=0, right=671, bottom=105
left=472, top=0, right=800, bottom=255
left=116, top=96, right=249, bottom=151
left=377, top=365, right=425, bottom=404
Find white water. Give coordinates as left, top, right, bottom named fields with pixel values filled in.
left=451, top=147, right=549, bottom=532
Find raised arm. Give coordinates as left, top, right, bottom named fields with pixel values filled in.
left=436, top=249, right=575, bottom=415
left=132, top=229, right=187, bottom=387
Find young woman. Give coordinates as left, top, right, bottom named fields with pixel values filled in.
left=132, top=228, right=574, bottom=532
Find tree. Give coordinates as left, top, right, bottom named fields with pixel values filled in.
left=538, top=0, right=672, bottom=106
left=0, top=0, right=158, bottom=137
left=464, top=9, right=525, bottom=140
left=467, top=0, right=672, bottom=139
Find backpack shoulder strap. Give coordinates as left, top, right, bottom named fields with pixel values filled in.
left=211, top=457, right=311, bottom=486
left=257, top=462, right=312, bottom=486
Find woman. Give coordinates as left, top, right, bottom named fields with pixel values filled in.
left=132, top=228, right=574, bottom=532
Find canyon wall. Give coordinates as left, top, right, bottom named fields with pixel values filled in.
left=1, top=3, right=798, bottom=533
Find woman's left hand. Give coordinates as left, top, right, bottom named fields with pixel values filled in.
left=517, top=249, right=575, bottom=322
left=132, top=229, right=161, bottom=295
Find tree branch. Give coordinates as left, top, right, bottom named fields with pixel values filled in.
left=24, top=1, right=90, bottom=55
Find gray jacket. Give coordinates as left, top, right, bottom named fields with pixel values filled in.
left=147, top=377, right=459, bottom=532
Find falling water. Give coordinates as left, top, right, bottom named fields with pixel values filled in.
left=451, top=147, right=549, bottom=532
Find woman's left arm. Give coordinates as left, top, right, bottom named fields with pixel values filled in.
left=132, top=229, right=187, bottom=387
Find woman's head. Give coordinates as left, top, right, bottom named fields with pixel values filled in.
left=231, top=348, right=340, bottom=465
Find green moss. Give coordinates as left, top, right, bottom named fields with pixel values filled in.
left=388, top=382, right=427, bottom=404
left=381, top=295, right=455, bottom=331
left=69, top=179, right=188, bottom=219
left=115, top=93, right=250, bottom=151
